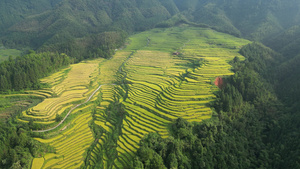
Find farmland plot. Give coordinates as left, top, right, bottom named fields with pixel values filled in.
left=28, top=25, right=249, bottom=169
left=86, top=26, right=250, bottom=168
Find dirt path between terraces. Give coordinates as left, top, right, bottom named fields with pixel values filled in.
left=32, top=84, right=114, bottom=133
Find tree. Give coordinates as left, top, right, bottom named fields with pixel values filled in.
left=55, top=114, right=62, bottom=122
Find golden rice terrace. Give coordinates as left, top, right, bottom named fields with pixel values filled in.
left=20, top=25, right=249, bottom=169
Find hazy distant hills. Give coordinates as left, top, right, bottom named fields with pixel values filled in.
left=1, top=0, right=177, bottom=48
left=0, top=0, right=62, bottom=31
left=1, top=0, right=300, bottom=53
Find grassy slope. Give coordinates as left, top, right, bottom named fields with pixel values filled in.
left=0, top=48, right=22, bottom=62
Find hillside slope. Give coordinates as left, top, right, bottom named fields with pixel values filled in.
left=1, top=0, right=176, bottom=48
left=2, top=0, right=300, bottom=51
left=0, top=0, right=61, bottom=32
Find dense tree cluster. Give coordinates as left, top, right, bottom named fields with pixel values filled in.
left=0, top=31, right=127, bottom=92
left=39, top=31, right=127, bottom=61
left=0, top=120, right=50, bottom=169
left=0, top=51, right=70, bottom=92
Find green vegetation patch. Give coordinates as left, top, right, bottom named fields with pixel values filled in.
left=0, top=47, right=22, bottom=62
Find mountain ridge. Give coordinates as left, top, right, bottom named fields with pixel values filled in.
left=2, top=0, right=300, bottom=52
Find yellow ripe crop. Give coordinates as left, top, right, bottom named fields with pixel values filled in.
left=42, top=157, right=64, bottom=169
left=71, top=104, right=92, bottom=114
left=118, top=137, right=137, bottom=154
left=25, top=90, right=53, bottom=98
left=12, top=26, right=253, bottom=168
left=31, top=158, right=44, bottom=169
left=38, top=112, right=93, bottom=169
left=43, top=153, right=58, bottom=161
left=19, top=59, right=100, bottom=124
left=98, top=51, right=130, bottom=84
left=94, top=121, right=111, bottom=132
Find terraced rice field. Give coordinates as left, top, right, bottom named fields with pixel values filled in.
left=86, top=26, right=250, bottom=168
left=19, top=59, right=102, bottom=124
left=30, top=52, right=130, bottom=169
left=32, top=111, right=94, bottom=169
left=24, top=58, right=105, bottom=168
left=27, top=25, right=249, bottom=169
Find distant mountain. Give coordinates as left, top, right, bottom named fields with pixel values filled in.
left=1, top=0, right=300, bottom=52
left=265, top=25, right=300, bottom=58
left=0, top=0, right=62, bottom=32
left=181, top=0, right=300, bottom=41
left=1, top=0, right=177, bottom=48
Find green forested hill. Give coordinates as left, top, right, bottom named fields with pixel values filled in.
left=0, top=0, right=62, bottom=32
left=1, top=0, right=176, bottom=49
left=181, top=0, right=300, bottom=41
left=2, top=0, right=300, bottom=51
left=265, top=25, right=300, bottom=58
